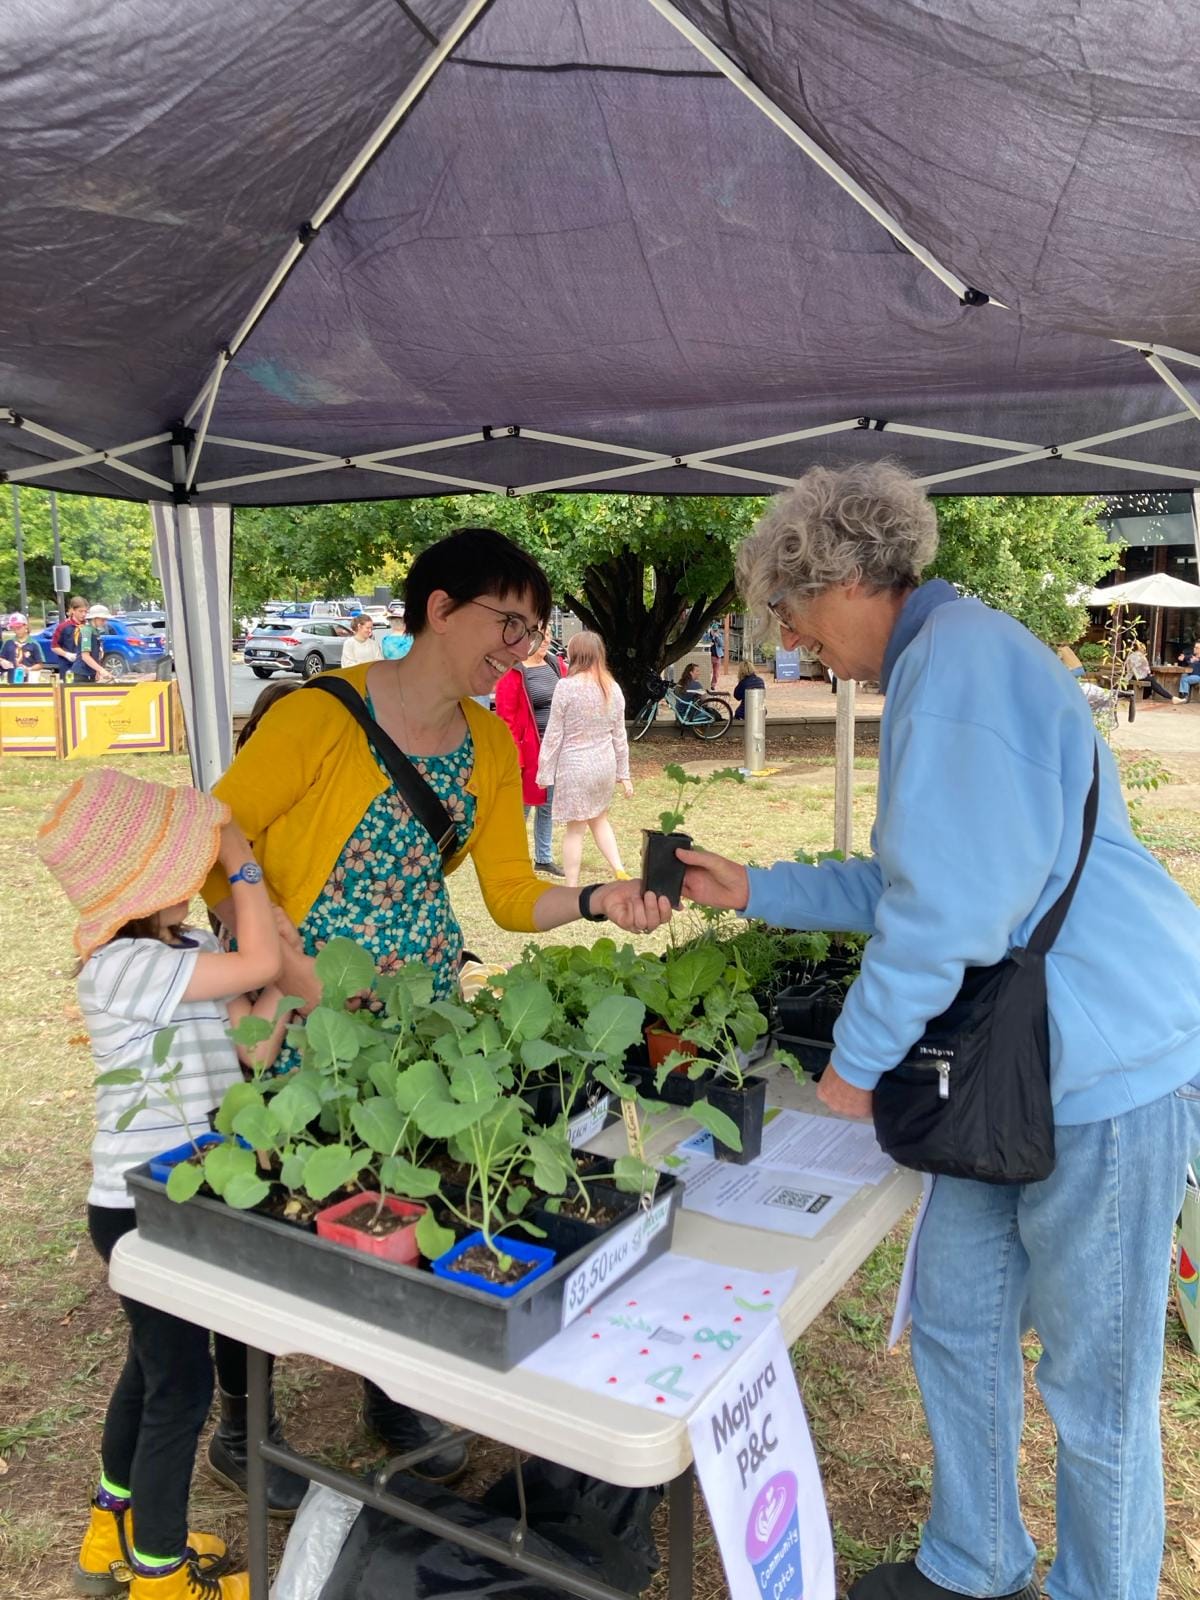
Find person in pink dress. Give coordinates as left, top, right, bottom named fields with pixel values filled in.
left=536, top=632, right=633, bottom=886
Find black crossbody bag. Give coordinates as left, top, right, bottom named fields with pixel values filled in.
left=305, top=677, right=459, bottom=865
left=872, top=747, right=1100, bottom=1185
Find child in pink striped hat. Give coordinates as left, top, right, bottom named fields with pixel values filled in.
left=38, top=768, right=283, bottom=1600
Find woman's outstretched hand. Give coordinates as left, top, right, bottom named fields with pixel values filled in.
left=676, top=847, right=751, bottom=912
left=593, top=879, right=674, bottom=933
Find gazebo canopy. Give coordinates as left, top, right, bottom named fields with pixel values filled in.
left=5, top=0, right=1200, bottom=507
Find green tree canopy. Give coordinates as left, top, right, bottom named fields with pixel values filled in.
left=0, top=489, right=157, bottom=616
left=927, top=494, right=1119, bottom=644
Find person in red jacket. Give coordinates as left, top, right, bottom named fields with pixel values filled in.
left=495, top=636, right=566, bottom=875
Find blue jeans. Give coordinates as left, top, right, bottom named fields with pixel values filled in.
left=1178, top=673, right=1200, bottom=699
left=524, top=786, right=554, bottom=863
left=911, top=1070, right=1200, bottom=1600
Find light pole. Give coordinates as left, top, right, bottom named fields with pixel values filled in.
left=11, top=486, right=27, bottom=614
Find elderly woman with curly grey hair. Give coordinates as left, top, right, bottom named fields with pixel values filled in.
left=679, top=462, right=1200, bottom=1600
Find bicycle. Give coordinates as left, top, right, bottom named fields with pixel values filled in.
left=629, top=677, right=733, bottom=741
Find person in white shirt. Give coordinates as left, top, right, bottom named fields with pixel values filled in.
left=340, top=613, right=382, bottom=667
left=38, top=769, right=283, bottom=1600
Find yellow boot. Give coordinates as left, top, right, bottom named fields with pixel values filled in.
left=75, top=1502, right=228, bottom=1596
left=128, top=1557, right=249, bottom=1600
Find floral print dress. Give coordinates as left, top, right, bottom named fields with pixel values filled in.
left=271, top=716, right=476, bottom=1074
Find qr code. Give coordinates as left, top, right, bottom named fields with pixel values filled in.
left=766, top=1186, right=831, bottom=1215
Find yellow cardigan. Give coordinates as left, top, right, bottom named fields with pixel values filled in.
left=203, top=664, right=545, bottom=933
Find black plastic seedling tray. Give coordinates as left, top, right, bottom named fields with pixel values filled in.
left=125, top=1163, right=680, bottom=1372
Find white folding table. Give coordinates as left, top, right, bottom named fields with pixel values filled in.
left=110, top=1071, right=920, bottom=1599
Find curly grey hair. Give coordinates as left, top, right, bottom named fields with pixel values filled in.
left=737, top=462, right=939, bottom=618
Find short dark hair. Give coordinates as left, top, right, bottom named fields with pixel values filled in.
left=404, top=528, right=552, bottom=638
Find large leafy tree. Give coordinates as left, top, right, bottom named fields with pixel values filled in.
left=233, top=492, right=764, bottom=702
left=0, top=489, right=157, bottom=615
left=927, top=494, right=1119, bottom=644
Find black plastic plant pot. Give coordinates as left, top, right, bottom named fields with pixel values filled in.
left=775, top=979, right=846, bottom=1042
left=641, top=829, right=692, bottom=906
left=532, top=1183, right=640, bottom=1257
left=706, top=1075, right=768, bottom=1165
left=520, top=1075, right=564, bottom=1128
left=124, top=1164, right=681, bottom=1372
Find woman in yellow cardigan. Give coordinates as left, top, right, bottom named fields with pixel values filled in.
left=204, top=527, right=669, bottom=1482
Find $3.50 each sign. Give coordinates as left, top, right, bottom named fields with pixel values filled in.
left=561, top=1195, right=672, bottom=1327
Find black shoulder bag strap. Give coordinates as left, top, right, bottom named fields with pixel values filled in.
left=1026, top=745, right=1101, bottom=957
left=305, top=676, right=460, bottom=866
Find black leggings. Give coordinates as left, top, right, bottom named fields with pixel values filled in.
left=89, top=1207, right=215, bottom=1558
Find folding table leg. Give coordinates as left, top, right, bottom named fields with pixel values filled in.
left=246, top=1345, right=271, bottom=1600
left=667, top=1465, right=694, bottom=1600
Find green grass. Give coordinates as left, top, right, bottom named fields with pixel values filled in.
left=3, top=746, right=1200, bottom=1599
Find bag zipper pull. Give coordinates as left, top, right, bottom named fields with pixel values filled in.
left=936, top=1060, right=951, bottom=1100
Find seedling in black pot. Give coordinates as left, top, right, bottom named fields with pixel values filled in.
left=641, top=763, right=744, bottom=905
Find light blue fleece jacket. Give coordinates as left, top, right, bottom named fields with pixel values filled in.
left=746, top=581, right=1200, bottom=1124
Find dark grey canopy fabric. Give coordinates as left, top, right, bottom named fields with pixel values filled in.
left=3, top=0, right=1200, bottom=503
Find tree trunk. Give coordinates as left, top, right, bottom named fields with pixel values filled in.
left=562, top=557, right=736, bottom=708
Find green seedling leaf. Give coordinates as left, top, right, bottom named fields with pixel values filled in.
left=612, top=1155, right=658, bottom=1195
left=96, top=1067, right=144, bottom=1086
left=301, top=1143, right=358, bottom=1201
left=582, top=993, right=646, bottom=1057
left=450, top=1057, right=501, bottom=1108
left=267, top=1074, right=322, bottom=1136
left=228, top=1014, right=273, bottom=1049
left=499, top=978, right=556, bottom=1041
left=666, top=945, right=725, bottom=1002
left=115, top=1098, right=149, bottom=1131
left=526, top=1133, right=571, bottom=1195
left=520, top=1038, right=561, bottom=1074
left=231, top=1102, right=281, bottom=1151
left=592, top=1062, right=636, bottom=1101
left=274, top=994, right=306, bottom=1022
left=151, top=1026, right=179, bottom=1069
left=351, top=1096, right=408, bottom=1155
left=313, top=937, right=376, bottom=1007
left=690, top=1098, right=743, bottom=1151
left=415, top=1210, right=456, bottom=1262
left=429, top=999, right=474, bottom=1029
left=222, top=1171, right=272, bottom=1210
left=166, top=1160, right=205, bottom=1202
left=378, top=1154, right=440, bottom=1199
left=280, top=1148, right=309, bottom=1189
left=506, top=1183, right=533, bottom=1215
left=215, top=1079, right=265, bottom=1134
left=304, top=1004, right=363, bottom=1067
left=204, top=1139, right=258, bottom=1195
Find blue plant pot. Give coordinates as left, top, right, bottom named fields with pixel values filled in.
left=430, top=1231, right=556, bottom=1299
left=147, top=1132, right=234, bottom=1183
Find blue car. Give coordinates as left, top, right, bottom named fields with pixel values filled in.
left=33, top=616, right=168, bottom=679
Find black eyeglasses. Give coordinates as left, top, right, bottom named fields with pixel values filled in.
left=469, top=599, right=545, bottom=653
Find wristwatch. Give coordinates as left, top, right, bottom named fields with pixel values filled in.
left=578, top=884, right=607, bottom=922
left=228, top=862, right=264, bottom=887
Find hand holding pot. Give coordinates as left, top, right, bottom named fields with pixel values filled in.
left=676, top=846, right=750, bottom=912
left=592, top=879, right=674, bottom=932
left=815, top=1062, right=874, bottom=1120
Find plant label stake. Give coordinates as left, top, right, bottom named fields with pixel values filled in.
left=620, top=1097, right=653, bottom=1209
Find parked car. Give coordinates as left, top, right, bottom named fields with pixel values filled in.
left=33, top=616, right=168, bottom=679
left=242, top=619, right=353, bottom=679
left=277, top=600, right=353, bottom=621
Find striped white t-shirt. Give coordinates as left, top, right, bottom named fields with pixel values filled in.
left=80, top=931, right=243, bottom=1208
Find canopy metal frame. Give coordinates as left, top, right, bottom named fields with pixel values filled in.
left=5, top=0, right=1200, bottom=505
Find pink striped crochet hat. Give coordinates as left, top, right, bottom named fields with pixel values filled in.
left=38, top=769, right=230, bottom=960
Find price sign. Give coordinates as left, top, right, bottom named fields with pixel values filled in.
left=567, top=1094, right=611, bottom=1149
left=561, top=1193, right=672, bottom=1328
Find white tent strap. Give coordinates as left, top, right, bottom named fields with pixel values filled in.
left=1143, top=353, right=1200, bottom=426
left=1, top=414, right=172, bottom=491
left=181, top=0, right=493, bottom=430
left=642, top=0, right=980, bottom=305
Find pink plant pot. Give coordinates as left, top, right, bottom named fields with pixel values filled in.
left=314, top=1192, right=426, bottom=1266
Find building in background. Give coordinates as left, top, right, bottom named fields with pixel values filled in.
left=1091, top=493, right=1200, bottom=661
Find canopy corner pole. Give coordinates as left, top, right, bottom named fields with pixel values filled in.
left=640, top=0, right=990, bottom=306
left=179, top=0, right=492, bottom=431
left=185, top=349, right=231, bottom=487
left=1141, top=351, right=1200, bottom=428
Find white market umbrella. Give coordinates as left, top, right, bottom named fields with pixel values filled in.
left=1087, top=573, right=1200, bottom=608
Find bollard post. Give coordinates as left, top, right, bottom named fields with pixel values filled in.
left=834, top=677, right=856, bottom=853
left=742, top=685, right=766, bottom=774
